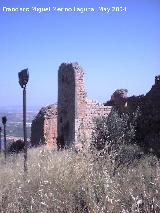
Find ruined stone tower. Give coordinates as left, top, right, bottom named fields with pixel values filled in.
left=57, top=63, right=87, bottom=148
left=31, top=64, right=160, bottom=154
left=31, top=62, right=112, bottom=149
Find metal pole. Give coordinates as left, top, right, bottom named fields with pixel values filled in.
left=4, top=123, right=7, bottom=161
left=23, top=85, right=27, bottom=172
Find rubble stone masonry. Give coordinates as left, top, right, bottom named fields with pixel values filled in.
left=31, top=62, right=112, bottom=148
left=31, top=63, right=160, bottom=154
left=57, top=62, right=112, bottom=148
left=31, top=104, right=57, bottom=148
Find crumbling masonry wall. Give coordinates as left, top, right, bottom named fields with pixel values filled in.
left=76, top=100, right=112, bottom=149
left=31, top=63, right=160, bottom=154
left=57, top=63, right=77, bottom=148
left=104, top=76, right=160, bottom=156
left=31, top=62, right=112, bottom=148
left=57, top=62, right=112, bottom=148
left=31, top=104, right=57, bottom=148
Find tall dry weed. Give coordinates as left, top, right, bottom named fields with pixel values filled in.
left=0, top=147, right=159, bottom=212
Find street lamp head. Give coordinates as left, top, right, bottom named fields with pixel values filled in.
left=2, top=116, right=7, bottom=125
left=18, top=68, right=29, bottom=88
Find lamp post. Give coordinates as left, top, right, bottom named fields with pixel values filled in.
left=0, top=127, right=2, bottom=153
left=18, top=68, right=29, bottom=172
left=2, top=116, right=7, bottom=161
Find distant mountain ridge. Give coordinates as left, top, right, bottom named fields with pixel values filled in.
left=0, top=105, right=42, bottom=113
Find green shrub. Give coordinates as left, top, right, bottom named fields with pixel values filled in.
left=91, top=108, right=137, bottom=152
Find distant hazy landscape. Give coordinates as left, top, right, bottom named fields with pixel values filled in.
left=0, top=106, right=40, bottom=140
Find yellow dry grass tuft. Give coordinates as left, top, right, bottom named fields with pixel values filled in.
left=0, top=146, right=160, bottom=212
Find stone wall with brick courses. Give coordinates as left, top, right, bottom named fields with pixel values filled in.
left=31, top=65, right=160, bottom=155
left=75, top=64, right=87, bottom=119
left=32, top=62, right=112, bottom=149
left=31, top=104, right=57, bottom=148
left=75, top=99, right=112, bottom=148
left=74, top=63, right=88, bottom=147
left=57, top=62, right=112, bottom=149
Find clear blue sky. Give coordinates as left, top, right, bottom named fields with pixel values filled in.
left=0, top=0, right=160, bottom=108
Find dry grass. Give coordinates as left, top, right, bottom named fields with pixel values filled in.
left=0, top=146, right=160, bottom=213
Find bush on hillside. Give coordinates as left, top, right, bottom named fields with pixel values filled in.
left=91, top=108, right=138, bottom=152
left=8, top=139, right=25, bottom=154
